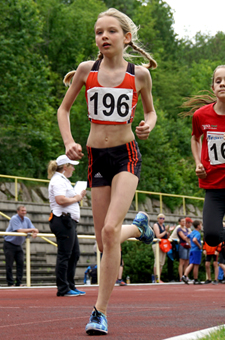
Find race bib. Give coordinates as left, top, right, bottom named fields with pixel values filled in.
left=87, top=87, right=133, bottom=122
left=207, top=131, right=225, bottom=165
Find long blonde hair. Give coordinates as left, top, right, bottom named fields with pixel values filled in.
left=180, top=65, right=225, bottom=117
left=180, top=91, right=216, bottom=117
left=64, top=8, right=157, bottom=86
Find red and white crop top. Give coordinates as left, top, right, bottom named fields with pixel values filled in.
left=85, top=59, right=138, bottom=125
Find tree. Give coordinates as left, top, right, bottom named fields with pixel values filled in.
left=0, top=0, right=55, bottom=177
left=36, top=0, right=106, bottom=76
left=103, top=0, right=139, bottom=17
left=0, top=0, right=224, bottom=200
left=179, top=31, right=225, bottom=66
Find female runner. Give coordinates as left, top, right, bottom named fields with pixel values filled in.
left=182, top=65, right=225, bottom=248
left=57, top=8, right=157, bottom=335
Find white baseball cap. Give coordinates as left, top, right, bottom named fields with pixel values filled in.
left=56, top=155, right=79, bottom=166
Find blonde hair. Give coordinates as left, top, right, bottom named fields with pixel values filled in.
left=47, top=160, right=64, bottom=179
left=63, top=71, right=76, bottom=86
left=157, top=213, right=165, bottom=219
left=180, top=65, right=225, bottom=117
left=63, top=8, right=157, bottom=86
left=96, top=8, right=157, bottom=69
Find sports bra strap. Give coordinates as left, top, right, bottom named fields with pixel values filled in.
left=91, top=59, right=135, bottom=75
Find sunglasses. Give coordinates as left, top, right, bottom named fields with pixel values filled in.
left=159, top=217, right=165, bottom=220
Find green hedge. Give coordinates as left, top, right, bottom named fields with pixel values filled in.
left=121, top=241, right=213, bottom=283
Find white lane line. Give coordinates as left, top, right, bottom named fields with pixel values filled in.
left=163, top=324, right=225, bottom=340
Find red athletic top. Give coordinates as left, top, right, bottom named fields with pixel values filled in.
left=192, top=103, right=225, bottom=189
left=85, top=60, right=138, bottom=125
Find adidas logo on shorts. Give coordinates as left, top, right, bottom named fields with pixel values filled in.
left=94, top=172, right=103, bottom=178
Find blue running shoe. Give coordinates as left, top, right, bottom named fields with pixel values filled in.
left=74, top=288, right=86, bottom=295
left=133, top=211, right=154, bottom=244
left=85, top=306, right=108, bottom=335
left=64, top=289, right=80, bottom=297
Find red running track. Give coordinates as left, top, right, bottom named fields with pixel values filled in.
left=0, top=283, right=224, bottom=340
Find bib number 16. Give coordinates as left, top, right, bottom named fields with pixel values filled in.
left=207, top=131, right=225, bottom=165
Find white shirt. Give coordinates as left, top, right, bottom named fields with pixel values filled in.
left=170, top=225, right=180, bottom=241
left=170, top=224, right=192, bottom=241
left=48, top=172, right=80, bottom=222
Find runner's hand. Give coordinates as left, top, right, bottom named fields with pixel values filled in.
left=66, top=142, right=84, bottom=160
left=195, top=163, right=207, bottom=179
left=135, top=120, right=150, bottom=140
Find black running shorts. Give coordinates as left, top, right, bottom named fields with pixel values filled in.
left=86, top=140, right=142, bottom=188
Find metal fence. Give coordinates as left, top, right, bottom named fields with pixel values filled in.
left=0, top=211, right=163, bottom=286
left=0, top=174, right=204, bottom=214
left=0, top=173, right=205, bottom=286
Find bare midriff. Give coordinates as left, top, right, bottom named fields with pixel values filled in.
left=87, top=122, right=135, bottom=148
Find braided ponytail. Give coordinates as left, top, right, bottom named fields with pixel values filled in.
left=128, top=41, right=157, bottom=69
left=63, top=70, right=76, bottom=87
left=97, top=51, right=104, bottom=61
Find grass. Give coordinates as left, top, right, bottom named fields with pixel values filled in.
left=199, top=326, right=225, bottom=340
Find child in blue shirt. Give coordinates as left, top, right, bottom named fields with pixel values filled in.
left=182, top=220, right=202, bottom=285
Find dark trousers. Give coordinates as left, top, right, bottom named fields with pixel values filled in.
left=50, top=215, right=80, bottom=296
left=167, top=256, right=175, bottom=281
left=203, top=189, right=225, bottom=246
left=167, top=241, right=179, bottom=281
left=3, top=240, right=24, bottom=286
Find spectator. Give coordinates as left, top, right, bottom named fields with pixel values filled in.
left=168, top=217, right=185, bottom=281
left=84, top=264, right=97, bottom=285
left=116, top=249, right=127, bottom=286
left=218, top=241, right=225, bottom=283
left=177, top=218, right=192, bottom=281
left=170, top=217, right=186, bottom=241
left=203, top=240, right=220, bottom=284
left=217, top=223, right=225, bottom=283
left=182, top=220, right=202, bottom=285
left=48, top=155, right=86, bottom=297
left=93, top=241, right=97, bottom=256
left=3, top=205, right=39, bottom=287
left=185, top=217, right=193, bottom=231
left=152, top=214, right=170, bottom=282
